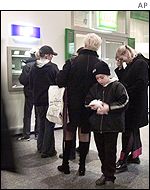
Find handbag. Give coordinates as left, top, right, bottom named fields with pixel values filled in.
left=46, top=86, right=65, bottom=125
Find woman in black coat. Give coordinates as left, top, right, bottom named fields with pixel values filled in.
left=57, top=33, right=102, bottom=176
left=114, top=45, right=149, bottom=172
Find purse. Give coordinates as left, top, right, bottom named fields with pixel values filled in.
left=46, top=86, right=65, bottom=125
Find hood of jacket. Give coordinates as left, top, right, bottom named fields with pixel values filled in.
left=36, top=58, right=50, bottom=68
left=104, top=77, right=118, bottom=87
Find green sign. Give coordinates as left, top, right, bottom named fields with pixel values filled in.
left=96, top=11, right=118, bottom=31
left=130, top=11, right=149, bottom=22
left=128, top=38, right=135, bottom=49
left=65, top=28, right=75, bottom=60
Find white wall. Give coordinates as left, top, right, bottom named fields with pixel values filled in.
left=1, top=11, right=71, bottom=133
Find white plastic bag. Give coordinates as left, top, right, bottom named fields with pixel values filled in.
left=46, top=86, right=65, bottom=125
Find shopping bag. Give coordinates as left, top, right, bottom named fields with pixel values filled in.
left=46, top=86, right=65, bottom=125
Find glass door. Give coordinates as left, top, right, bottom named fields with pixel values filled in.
left=102, top=38, right=126, bottom=77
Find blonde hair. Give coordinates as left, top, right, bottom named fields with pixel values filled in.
left=84, top=33, right=102, bottom=51
left=115, top=45, right=137, bottom=60
left=29, top=47, right=40, bottom=59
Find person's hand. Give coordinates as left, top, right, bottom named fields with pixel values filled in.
left=116, top=59, right=123, bottom=69
left=96, top=102, right=109, bottom=115
left=89, top=100, right=103, bottom=110
left=90, top=104, right=98, bottom=110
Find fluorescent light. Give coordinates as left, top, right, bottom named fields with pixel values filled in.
left=11, top=24, right=40, bottom=38
left=19, top=26, right=34, bottom=37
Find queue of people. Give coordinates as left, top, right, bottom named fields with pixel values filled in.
left=17, top=33, right=149, bottom=187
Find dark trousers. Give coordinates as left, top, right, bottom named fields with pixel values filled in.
left=23, top=96, right=39, bottom=138
left=36, top=106, right=55, bottom=154
left=94, top=132, right=118, bottom=182
left=119, top=128, right=142, bottom=160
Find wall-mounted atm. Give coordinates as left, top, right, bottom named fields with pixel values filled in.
left=7, top=46, right=31, bottom=92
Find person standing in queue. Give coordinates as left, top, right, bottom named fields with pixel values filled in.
left=18, top=48, right=39, bottom=141
left=29, top=45, right=59, bottom=158
left=57, top=33, right=102, bottom=176
left=85, top=61, right=129, bottom=186
left=58, top=47, right=85, bottom=161
left=115, top=45, right=149, bottom=172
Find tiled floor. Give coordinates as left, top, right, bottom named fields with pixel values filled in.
left=1, top=126, right=149, bottom=189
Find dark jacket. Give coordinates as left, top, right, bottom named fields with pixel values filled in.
left=85, top=80, right=129, bottom=133
left=19, top=61, right=35, bottom=97
left=57, top=55, right=76, bottom=88
left=21, top=57, right=37, bottom=64
left=115, top=54, right=149, bottom=129
left=1, top=98, right=17, bottom=172
left=30, top=61, right=59, bottom=106
left=57, top=49, right=101, bottom=132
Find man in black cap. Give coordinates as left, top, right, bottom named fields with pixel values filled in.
left=39, top=45, right=58, bottom=56
left=30, top=45, right=59, bottom=158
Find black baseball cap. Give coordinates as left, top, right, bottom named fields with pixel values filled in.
left=39, top=45, right=58, bottom=56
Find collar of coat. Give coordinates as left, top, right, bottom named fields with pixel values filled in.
left=79, top=49, right=99, bottom=57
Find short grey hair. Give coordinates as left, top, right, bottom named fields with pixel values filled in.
left=84, top=33, right=102, bottom=51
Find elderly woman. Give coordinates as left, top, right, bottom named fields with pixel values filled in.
left=57, top=33, right=102, bottom=176
left=115, top=45, right=149, bottom=173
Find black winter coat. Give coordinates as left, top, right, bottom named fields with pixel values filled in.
left=115, top=54, right=149, bottom=129
left=85, top=81, right=129, bottom=133
left=19, top=61, right=35, bottom=98
left=30, top=62, right=59, bottom=106
left=57, top=49, right=100, bottom=133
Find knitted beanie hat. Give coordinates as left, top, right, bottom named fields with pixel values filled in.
left=93, top=61, right=110, bottom=76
